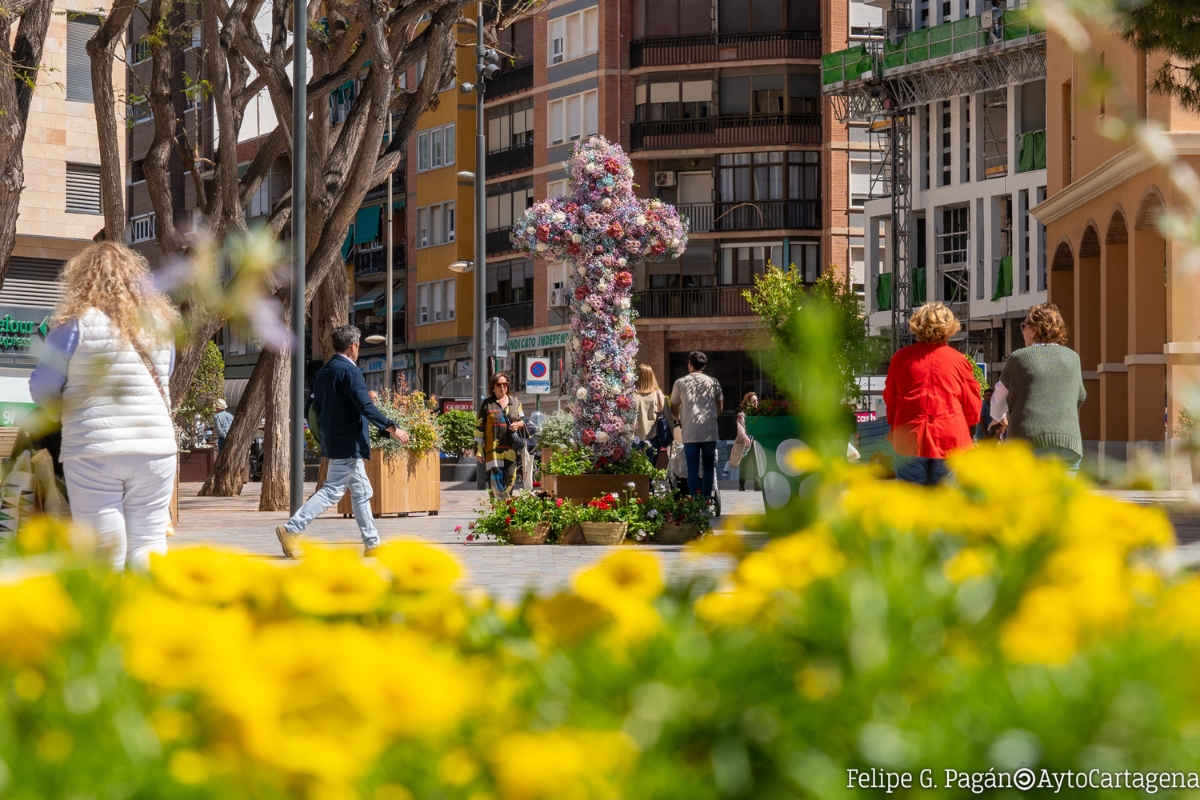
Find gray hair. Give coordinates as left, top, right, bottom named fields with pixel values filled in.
left=332, top=325, right=361, bottom=353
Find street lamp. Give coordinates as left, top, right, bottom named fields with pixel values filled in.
left=364, top=335, right=387, bottom=346
left=289, top=0, right=308, bottom=514
left=449, top=260, right=474, bottom=273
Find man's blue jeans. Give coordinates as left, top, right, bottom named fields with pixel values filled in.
left=894, top=456, right=951, bottom=486
left=284, top=457, right=380, bottom=548
left=684, top=441, right=717, bottom=498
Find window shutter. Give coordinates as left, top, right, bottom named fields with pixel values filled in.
left=584, top=92, right=598, bottom=136
left=65, top=163, right=102, bottom=215
left=850, top=0, right=883, bottom=30
left=567, top=95, right=582, bottom=140
left=549, top=100, right=564, bottom=144
left=849, top=160, right=872, bottom=197
left=67, top=16, right=98, bottom=102
left=0, top=257, right=64, bottom=308
left=585, top=8, right=599, bottom=54
left=446, top=279, right=455, bottom=318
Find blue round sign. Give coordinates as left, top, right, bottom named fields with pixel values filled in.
left=529, top=361, right=548, bottom=378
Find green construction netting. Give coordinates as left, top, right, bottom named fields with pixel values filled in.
left=905, top=28, right=929, bottom=64
left=993, top=255, right=1013, bottom=300
left=1017, top=130, right=1047, bottom=173
left=883, top=39, right=906, bottom=70
left=952, top=16, right=985, bottom=54
left=929, top=23, right=953, bottom=59
left=822, top=46, right=869, bottom=84
left=910, top=267, right=927, bottom=306
left=1002, top=8, right=1045, bottom=39
left=353, top=206, right=381, bottom=245
left=877, top=273, right=893, bottom=311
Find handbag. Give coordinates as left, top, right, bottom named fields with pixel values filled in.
left=728, top=437, right=748, bottom=469
left=501, top=403, right=526, bottom=452
left=648, top=391, right=670, bottom=447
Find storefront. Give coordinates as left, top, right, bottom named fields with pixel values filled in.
left=418, top=342, right=471, bottom=399
left=357, top=352, right=417, bottom=393
left=0, top=307, right=53, bottom=428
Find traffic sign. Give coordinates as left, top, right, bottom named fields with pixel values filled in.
left=485, top=317, right=510, bottom=347
left=526, top=357, right=551, bottom=394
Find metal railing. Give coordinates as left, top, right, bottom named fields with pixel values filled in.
left=486, top=227, right=515, bottom=255
left=678, top=203, right=714, bottom=233
left=354, top=246, right=406, bottom=277
left=487, top=300, right=534, bottom=329
left=713, top=200, right=820, bottom=231
left=633, top=287, right=754, bottom=318
left=485, top=143, right=534, bottom=176
left=631, top=30, right=821, bottom=68
left=630, top=113, right=821, bottom=150
left=487, top=63, right=533, bottom=99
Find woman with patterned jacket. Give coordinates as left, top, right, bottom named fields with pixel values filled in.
left=475, top=372, right=526, bottom=498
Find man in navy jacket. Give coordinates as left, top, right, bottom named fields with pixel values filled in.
left=276, top=325, right=408, bottom=558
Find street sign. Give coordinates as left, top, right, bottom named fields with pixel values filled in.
left=485, top=317, right=510, bottom=347
left=526, top=357, right=551, bottom=394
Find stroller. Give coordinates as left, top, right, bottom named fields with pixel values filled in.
left=665, top=432, right=722, bottom=517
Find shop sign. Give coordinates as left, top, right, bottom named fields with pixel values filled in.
left=507, top=330, right=570, bottom=353
left=358, top=353, right=412, bottom=373
left=419, top=346, right=447, bottom=363
left=442, top=399, right=474, bottom=412
left=0, top=313, right=48, bottom=352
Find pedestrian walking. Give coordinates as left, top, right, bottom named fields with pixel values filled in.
left=732, top=392, right=760, bottom=491
left=476, top=372, right=526, bottom=499
left=275, top=325, right=408, bottom=558
left=214, top=398, right=234, bottom=452
left=988, top=303, right=1086, bottom=473
left=670, top=351, right=724, bottom=499
left=29, top=242, right=180, bottom=570
left=634, top=364, right=669, bottom=466
left=883, top=302, right=982, bottom=486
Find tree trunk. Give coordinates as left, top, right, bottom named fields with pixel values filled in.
left=87, top=0, right=136, bottom=242
left=171, top=316, right=223, bottom=413
left=258, top=342, right=291, bottom=511
left=198, top=348, right=274, bottom=496
left=316, top=257, right=350, bottom=363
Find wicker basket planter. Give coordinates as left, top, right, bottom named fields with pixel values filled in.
left=507, top=522, right=551, bottom=546
left=580, top=521, right=628, bottom=545
left=655, top=523, right=700, bottom=545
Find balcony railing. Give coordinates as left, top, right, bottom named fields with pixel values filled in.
left=354, top=247, right=406, bottom=278
left=485, top=143, right=534, bottom=177
left=678, top=203, right=714, bottom=233
left=631, top=30, right=821, bottom=68
left=714, top=200, right=820, bottom=231
left=486, top=227, right=515, bottom=255
left=633, top=287, right=754, bottom=319
left=360, top=314, right=407, bottom=344
left=487, top=63, right=533, bottom=99
left=487, top=301, right=534, bottom=329
left=630, top=113, right=821, bottom=150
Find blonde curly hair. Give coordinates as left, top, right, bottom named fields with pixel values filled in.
left=908, top=301, right=961, bottom=344
left=53, top=242, right=179, bottom=346
left=1023, top=302, right=1069, bottom=345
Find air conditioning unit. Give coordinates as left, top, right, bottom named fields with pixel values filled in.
left=549, top=288, right=569, bottom=308
left=980, top=8, right=998, bottom=27
left=654, top=171, right=677, bottom=188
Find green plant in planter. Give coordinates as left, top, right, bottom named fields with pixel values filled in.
left=545, top=446, right=661, bottom=478
left=537, top=410, right=576, bottom=452
left=436, top=410, right=476, bottom=456
left=642, top=488, right=714, bottom=536
left=577, top=489, right=646, bottom=526
left=467, top=493, right=572, bottom=544
left=545, top=447, right=594, bottom=476
left=743, top=396, right=794, bottom=417
left=367, top=389, right=442, bottom=457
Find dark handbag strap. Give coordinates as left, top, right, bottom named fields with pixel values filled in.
left=129, top=336, right=172, bottom=415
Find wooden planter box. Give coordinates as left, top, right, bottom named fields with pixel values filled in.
left=333, top=450, right=441, bottom=517
left=545, top=473, right=651, bottom=503
left=178, top=447, right=218, bottom=482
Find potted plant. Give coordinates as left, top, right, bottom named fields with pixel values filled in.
left=468, top=493, right=565, bottom=545
left=577, top=488, right=644, bottom=545
left=335, top=389, right=442, bottom=517
left=645, top=489, right=714, bottom=544
left=544, top=447, right=657, bottom=502
left=537, top=410, right=576, bottom=463
left=437, top=410, right=477, bottom=483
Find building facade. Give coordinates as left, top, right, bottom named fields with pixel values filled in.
left=1033, top=25, right=1200, bottom=477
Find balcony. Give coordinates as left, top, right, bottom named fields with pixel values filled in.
left=630, top=113, right=821, bottom=151
left=360, top=313, right=407, bottom=344
left=631, top=30, right=821, bottom=69
left=678, top=201, right=820, bottom=232
left=633, top=287, right=754, bottom=319
left=486, top=227, right=515, bottom=255
left=488, top=300, right=534, bottom=329
left=487, top=63, right=533, bottom=100
left=678, top=203, right=714, bottom=233
left=354, top=247, right=406, bottom=278
left=486, top=143, right=534, bottom=177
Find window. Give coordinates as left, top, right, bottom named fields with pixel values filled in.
left=129, top=97, right=152, bottom=124
left=961, top=96, right=971, bottom=183
left=486, top=259, right=533, bottom=307
left=940, top=99, right=952, bottom=186
left=416, top=202, right=455, bottom=248
left=247, top=177, right=271, bottom=218
left=416, top=56, right=426, bottom=85
left=186, top=85, right=202, bottom=112
left=849, top=158, right=871, bottom=209
left=633, top=0, right=718, bottom=37
left=131, top=214, right=156, bottom=243
left=793, top=241, right=821, bottom=283
left=65, top=163, right=102, bottom=215
left=67, top=15, right=99, bottom=102
left=720, top=243, right=783, bottom=285
left=417, top=279, right=456, bottom=324
left=130, top=39, right=151, bottom=64
left=547, top=179, right=569, bottom=199
left=416, top=124, right=455, bottom=172
left=548, top=7, right=597, bottom=65
left=497, top=18, right=535, bottom=67
left=718, top=151, right=818, bottom=202
left=634, top=74, right=715, bottom=122
left=191, top=24, right=202, bottom=49
left=547, top=90, right=598, bottom=145
left=330, top=81, right=355, bottom=124
left=487, top=98, right=534, bottom=153
left=130, top=159, right=145, bottom=185
left=486, top=180, right=534, bottom=232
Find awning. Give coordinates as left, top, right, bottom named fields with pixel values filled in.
left=390, top=287, right=405, bottom=312
left=353, top=285, right=386, bottom=311
left=341, top=227, right=354, bottom=260
left=353, top=206, right=381, bottom=245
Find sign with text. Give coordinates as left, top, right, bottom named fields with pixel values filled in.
left=525, top=357, right=551, bottom=395
left=507, top=330, right=570, bottom=353
left=441, top=399, right=474, bottom=412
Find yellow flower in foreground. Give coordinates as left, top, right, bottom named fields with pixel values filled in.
left=1061, top=492, right=1173, bottom=551
left=0, top=574, right=80, bottom=665
left=15, top=516, right=83, bottom=555
left=942, top=548, right=992, bottom=584
left=695, top=586, right=768, bottom=627
left=1043, top=543, right=1133, bottom=629
left=490, top=729, right=635, bottom=800
left=1000, top=585, right=1080, bottom=665
left=573, top=550, right=664, bottom=604
left=526, top=593, right=612, bottom=646
left=282, top=547, right=389, bottom=615
left=735, top=528, right=845, bottom=593
left=1155, top=578, right=1200, bottom=642
left=685, top=530, right=744, bottom=559
left=374, top=541, right=463, bottom=593
left=150, top=547, right=277, bottom=606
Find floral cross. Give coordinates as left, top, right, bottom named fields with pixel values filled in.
left=512, top=137, right=688, bottom=461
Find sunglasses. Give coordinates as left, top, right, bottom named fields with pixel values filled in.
left=495, top=382, right=509, bottom=388
left=1020, top=321, right=1031, bottom=329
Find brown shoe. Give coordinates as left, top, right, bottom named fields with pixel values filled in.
left=276, top=526, right=300, bottom=559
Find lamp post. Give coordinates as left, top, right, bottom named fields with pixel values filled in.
left=289, top=0, right=307, bottom=515
left=385, top=116, right=395, bottom=393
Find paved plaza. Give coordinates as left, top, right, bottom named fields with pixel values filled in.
left=173, top=481, right=766, bottom=602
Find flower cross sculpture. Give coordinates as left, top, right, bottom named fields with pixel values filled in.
left=512, top=137, right=688, bottom=461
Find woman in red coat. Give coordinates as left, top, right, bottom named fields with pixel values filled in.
left=883, top=301, right=982, bottom=485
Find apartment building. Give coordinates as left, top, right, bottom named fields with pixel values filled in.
left=1033, top=25, right=1200, bottom=477
left=427, top=0, right=862, bottom=437
left=0, top=2, right=126, bottom=412
left=841, top=2, right=1048, bottom=373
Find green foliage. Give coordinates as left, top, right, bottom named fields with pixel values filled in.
left=742, top=397, right=793, bottom=417
left=437, top=410, right=476, bottom=456
left=1120, top=0, right=1200, bottom=113
left=470, top=493, right=569, bottom=544
left=743, top=265, right=879, bottom=399
left=967, top=353, right=989, bottom=396
left=1176, top=407, right=1197, bottom=439
left=545, top=446, right=659, bottom=477
left=368, top=390, right=442, bottom=457
left=544, top=447, right=594, bottom=476
left=177, top=340, right=224, bottom=440
left=644, top=487, right=714, bottom=532
left=536, top=410, right=576, bottom=452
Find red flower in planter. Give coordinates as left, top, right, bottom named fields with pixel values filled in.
left=466, top=534, right=475, bottom=542
left=555, top=497, right=564, bottom=507
left=606, top=222, right=623, bottom=239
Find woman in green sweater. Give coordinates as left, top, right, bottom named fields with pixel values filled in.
left=989, top=303, right=1087, bottom=473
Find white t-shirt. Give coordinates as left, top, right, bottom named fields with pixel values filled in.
left=671, top=372, right=723, bottom=444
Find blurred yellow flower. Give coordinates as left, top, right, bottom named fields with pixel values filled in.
left=1155, top=578, right=1200, bottom=642
left=15, top=516, right=81, bottom=555
left=1061, top=493, right=1173, bottom=551
left=118, top=592, right=252, bottom=691
left=0, top=574, right=80, bottom=665
left=796, top=661, right=843, bottom=702
left=1044, top=543, right=1132, bottom=629
left=685, top=530, right=744, bottom=558
left=942, top=548, right=992, bottom=584
left=526, top=593, right=612, bottom=646
left=574, top=551, right=664, bottom=604
left=490, top=729, right=635, bottom=800
left=374, top=541, right=463, bottom=593
left=439, top=748, right=481, bottom=786
left=738, top=529, right=845, bottom=593
left=695, top=586, right=768, bottom=626
left=1000, top=585, right=1080, bottom=665
left=168, top=749, right=210, bottom=785
left=282, top=548, right=389, bottom=616
left=392, top=590, right=469, bottom=640
left=149, top=707, right=197, bottom=743
left=150, top=547, right=277, bottom=606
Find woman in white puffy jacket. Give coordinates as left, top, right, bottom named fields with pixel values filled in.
left=30, top=242, right=180, bottom=569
